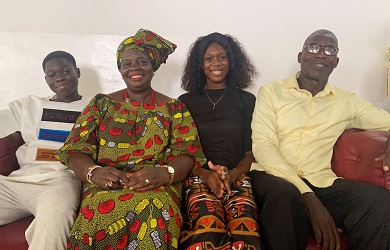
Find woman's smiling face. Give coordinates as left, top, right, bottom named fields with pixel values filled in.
left=120, top=49, right=154, bottom=92
left=203, top=42, right=229, bottom=88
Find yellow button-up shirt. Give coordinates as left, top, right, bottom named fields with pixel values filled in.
left=251, top=73, right=390, bottom=193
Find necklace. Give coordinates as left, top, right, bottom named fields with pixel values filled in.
left=204, top=88, right=227, bottom=110
left=124, top=88, right=155, bottom=104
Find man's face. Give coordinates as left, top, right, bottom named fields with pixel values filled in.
left=298, top=33, right=339, bottom=83
left=44, top=58, right=80, bottom=99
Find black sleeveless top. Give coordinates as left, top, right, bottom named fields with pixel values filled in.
left=179, top=88, right=255, bottom=170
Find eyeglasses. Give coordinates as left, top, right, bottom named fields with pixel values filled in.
left=304, top=44, right=339, bottom=56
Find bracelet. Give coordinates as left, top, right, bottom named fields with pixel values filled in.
left=86, top=165, right=101, bottom=184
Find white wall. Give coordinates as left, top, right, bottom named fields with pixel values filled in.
left=0, top=0, right=389, bottom=110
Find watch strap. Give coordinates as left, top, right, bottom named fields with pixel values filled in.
left=160, top=165, right=174, bottom=185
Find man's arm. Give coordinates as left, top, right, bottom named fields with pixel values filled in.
left=383, top=137, right=390, bottom=171
left=347, top=93, right=390, bottom=172
left=376, top=134, right=390, bottom=171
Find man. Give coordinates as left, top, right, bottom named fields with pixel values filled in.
left=0, top=51, right=90, bottom=249
left=249, top=29, right=390, bottom=250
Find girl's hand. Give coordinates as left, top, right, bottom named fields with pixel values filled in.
left=208, top=161, right=232, bottom=196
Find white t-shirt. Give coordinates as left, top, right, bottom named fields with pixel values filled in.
left=2, top=95, right=90, bottom=181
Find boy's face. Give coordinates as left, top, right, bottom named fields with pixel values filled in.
left=44, top=58, right=80, bottom=100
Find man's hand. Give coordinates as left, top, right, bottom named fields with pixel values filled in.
left=302, top=192, right=341, bottom=250
left=375, top=152, right=390, bottom=172
left=376, top=136, right=390, bottom=171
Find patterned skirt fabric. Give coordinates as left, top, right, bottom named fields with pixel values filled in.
left=180, top=174, right=262, bottom=250
left=67, top=183, right=182, bottom=250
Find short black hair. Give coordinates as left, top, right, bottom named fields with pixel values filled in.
left=303, top=29, right=338, bottom=48
left=42, top=51, right=77, bottom=71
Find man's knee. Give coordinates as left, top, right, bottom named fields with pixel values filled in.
left=364, top=185, right=390, bottom=214
left=346, top=182, right=390, bottom=210
left=249, top=171, right=303, bottom=207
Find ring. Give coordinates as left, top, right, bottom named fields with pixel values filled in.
left=105, top=181, right=113, bottom=188
left=145, top=179, right=150, bottom=184
left=222, top=168, right=228, bottom=174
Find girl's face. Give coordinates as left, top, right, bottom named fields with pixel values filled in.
left=203, top=42, right=229, bottom=88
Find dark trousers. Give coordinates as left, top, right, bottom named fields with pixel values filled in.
left=248, top=171, right=308, bottom=250
left=305, top=178, right=390, bottom=250
left=249, top=170, right=390, bottom=250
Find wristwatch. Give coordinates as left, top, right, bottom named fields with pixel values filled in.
left=160, top=165, right=175, bottom=185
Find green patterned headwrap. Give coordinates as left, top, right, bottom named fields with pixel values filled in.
left=116, top=29, right=177, bottom=72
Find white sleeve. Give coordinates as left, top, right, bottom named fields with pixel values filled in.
left=0, top=98, right=27, bottom=138
left=0, top=108, right=19, bottom=138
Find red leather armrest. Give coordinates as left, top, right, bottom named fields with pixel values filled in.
left=0, top=216, right=33, bottom=250
left=332, top=129, right=390, bottom=189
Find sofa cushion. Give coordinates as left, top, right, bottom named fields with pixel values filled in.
left=0, top=216, right=33, bottom=250
left=0, top=131, right=24, bottom=176
left=332, top=129, right=390, bottom=189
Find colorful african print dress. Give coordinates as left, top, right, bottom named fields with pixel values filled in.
left=56, top=94, right=206, bottom=250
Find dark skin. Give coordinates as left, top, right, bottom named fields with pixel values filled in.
left=298, top=30, right=390, bottom=250
left=68, top=49, right=195, bottom=190
left=192, top=42, right=255, bottom=197
left=44, top=58, right=81, bottom=102
left=68, top=152, right=195, bottom=191
left=375, top=144, right=390, bottom=171
left=194, top=152, right=255, bottom=198
left=297, top=31, right=342, bottom=250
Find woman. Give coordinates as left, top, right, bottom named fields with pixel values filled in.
left=56, top=29, right=206, bottom=250
left=178, top=32, right=262, bottom=249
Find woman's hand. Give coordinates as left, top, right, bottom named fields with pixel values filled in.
left=121, top=167, right=170, bottom=191
left=90, top=167, right=128, bottom=189
left=90, top=166, right=173, bottom=191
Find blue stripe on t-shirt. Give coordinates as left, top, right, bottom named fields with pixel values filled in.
left=38, top=128, right=70, bottom=143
